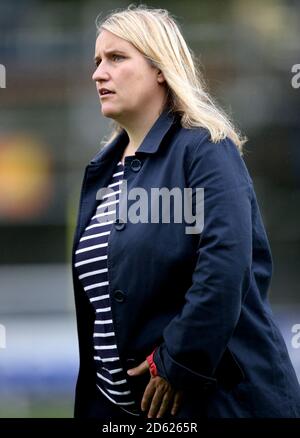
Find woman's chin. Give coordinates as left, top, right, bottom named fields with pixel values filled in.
left=101, top=106, right=119, bottom=118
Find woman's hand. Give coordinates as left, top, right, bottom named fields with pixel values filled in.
left=127, top=359, right=184, bottom=418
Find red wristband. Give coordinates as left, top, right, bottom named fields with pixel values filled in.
left=146, top=347, right=158, bottom=377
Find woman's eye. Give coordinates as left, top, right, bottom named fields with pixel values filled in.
left=112, top=54, right=124, bottom=61
left=94, top=54, right=124, bottom=67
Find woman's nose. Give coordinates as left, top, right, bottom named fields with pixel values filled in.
left=92, top=64, right=109, bottom=82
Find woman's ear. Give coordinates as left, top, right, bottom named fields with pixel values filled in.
left=157, top=69, right=165, bottom=84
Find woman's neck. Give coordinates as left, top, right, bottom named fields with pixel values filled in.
left=119, top=105, right=165, bottom=153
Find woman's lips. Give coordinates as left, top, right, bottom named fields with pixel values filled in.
left=99, top=89, right=115, bottom=98
left=100, top=92, right=115, bottom=98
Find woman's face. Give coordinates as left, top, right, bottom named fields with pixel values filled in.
left=92, top=30, right=166, bottom=122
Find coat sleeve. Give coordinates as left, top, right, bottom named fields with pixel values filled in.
left=153, top=134, right=253, bottom=391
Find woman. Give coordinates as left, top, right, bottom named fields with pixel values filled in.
left=71, top=5, right=300, bottom=419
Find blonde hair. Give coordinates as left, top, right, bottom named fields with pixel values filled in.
left=96, top=4, right=247, bottom=154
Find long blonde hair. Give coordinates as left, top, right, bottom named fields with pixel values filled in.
left=96, top=4, right=246, bottom=154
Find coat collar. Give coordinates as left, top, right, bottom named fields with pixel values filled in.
left=90, top=109, right=180, bottom=165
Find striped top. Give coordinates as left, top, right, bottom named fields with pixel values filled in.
left=74, top=160, right=140, bottom=416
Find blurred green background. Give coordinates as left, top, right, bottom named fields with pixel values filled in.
left=0, top=0, right=299, bottom=417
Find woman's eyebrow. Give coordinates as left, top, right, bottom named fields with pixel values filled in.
left=94, top=49, right=127, bottom=61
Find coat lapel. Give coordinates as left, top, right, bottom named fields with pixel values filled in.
left=73, top=134, right=127, bottom=251
left=72, top=109, right=179, bottom=251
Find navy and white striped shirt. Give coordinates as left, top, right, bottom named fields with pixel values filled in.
left=74, top=160, right=140, bottom=415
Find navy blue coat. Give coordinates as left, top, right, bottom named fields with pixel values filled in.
left=72, top=109, right=300, bottom=418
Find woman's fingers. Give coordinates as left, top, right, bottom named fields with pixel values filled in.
left=141, top=381, right=156, bottom=413
left=156, top=390, right=173, bottom=418
left=141, top=376, right=183, bottom=418
left=171, top=390, right=184, bottom=416
left=127, top=359, right=149, bottom=376
left=147, top=386, right=171, bottom=418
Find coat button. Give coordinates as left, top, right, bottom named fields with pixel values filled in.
left=130, top=159, right=142, bottom=172
left=113, top=289, right=126, bottom=302
left=114, top=218, right=126, bottom=231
